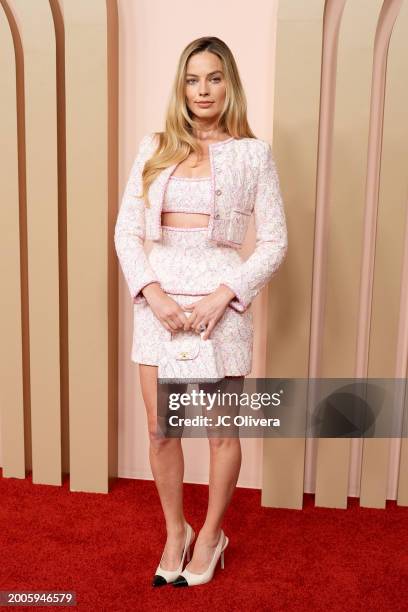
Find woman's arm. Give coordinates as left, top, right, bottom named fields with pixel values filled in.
left=114, top=133, right=162, bottom=304
left=218, top=141, right=288, bottom=312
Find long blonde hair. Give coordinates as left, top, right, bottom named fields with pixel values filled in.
left=140, top=36, right=256, bottom=208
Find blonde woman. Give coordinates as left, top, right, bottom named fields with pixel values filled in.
left=114, top=36, right=288, bottom=587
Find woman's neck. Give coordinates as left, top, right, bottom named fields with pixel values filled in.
left=192, top=125, right=228, bottom=142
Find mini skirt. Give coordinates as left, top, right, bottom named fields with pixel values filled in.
left=131, top=226, right=254, bottom=376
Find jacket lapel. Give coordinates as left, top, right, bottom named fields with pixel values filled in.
left=147, top=163, right=178, bottom=239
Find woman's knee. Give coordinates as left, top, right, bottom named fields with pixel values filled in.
left=148, top=425, right=180, bottom=452
left=208, top=436, right=240, bottom=451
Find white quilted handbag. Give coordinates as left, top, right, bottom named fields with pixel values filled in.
left=157, top=312, right=225, bottom=383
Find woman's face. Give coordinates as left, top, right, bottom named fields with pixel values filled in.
left=184, top=51, right=227, bottom=123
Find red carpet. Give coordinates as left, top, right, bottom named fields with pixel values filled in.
left=0, top=468, right=407, bottom=611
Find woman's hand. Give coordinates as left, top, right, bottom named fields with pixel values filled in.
left=182, top=284, right=236, bottom=340
left=141, top=283, right=189, bottom=333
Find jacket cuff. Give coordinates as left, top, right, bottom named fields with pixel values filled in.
left=133, top=278, right=162, bottom=304
left=218, top=240, right=288, bottom=313
left=219, top=282, right=248, bottom=312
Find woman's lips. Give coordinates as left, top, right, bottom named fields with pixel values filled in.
left=196, top=102, right=214, bottom=107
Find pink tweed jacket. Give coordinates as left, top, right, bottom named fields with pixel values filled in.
left=114, top=132, right=288, bottom=312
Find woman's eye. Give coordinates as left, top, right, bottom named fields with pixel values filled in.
left=186, top=77, right=222, bottom=85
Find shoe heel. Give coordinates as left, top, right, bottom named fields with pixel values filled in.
left=220, top=534, right=228, bottom=570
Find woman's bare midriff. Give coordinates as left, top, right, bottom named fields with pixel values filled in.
left=161, top=211, right=210, bottom=228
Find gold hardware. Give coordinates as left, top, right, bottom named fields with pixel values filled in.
left=179, top=351, right=189, bottom=359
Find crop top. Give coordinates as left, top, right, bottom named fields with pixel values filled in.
left=162, top=176, right=212, bottom=214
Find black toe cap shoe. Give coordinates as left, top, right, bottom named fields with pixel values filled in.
left=172, top=575, right=189, bottom=587
left=152, top=574, right=168, bottom=587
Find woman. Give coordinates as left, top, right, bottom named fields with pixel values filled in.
left=114, top=36, right=288, bottom=587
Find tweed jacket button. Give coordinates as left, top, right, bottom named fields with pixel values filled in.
left=215, top=189, right=222, bottom=196
left=214, top=212, right=220, bottom=219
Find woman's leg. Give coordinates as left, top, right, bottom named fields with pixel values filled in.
left=139, top=364, right=191, bottom=569
left=186, top=375, right=245, bottom=573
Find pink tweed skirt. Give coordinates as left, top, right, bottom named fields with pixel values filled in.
left=131, top=226, right=254, bottom=376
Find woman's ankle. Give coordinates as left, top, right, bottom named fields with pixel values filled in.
left=196, top=525, right=222, bottom=545
left=166, top=519, right=188, bottom=537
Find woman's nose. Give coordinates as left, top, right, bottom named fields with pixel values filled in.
left=198, top=81, right=210, bottom=95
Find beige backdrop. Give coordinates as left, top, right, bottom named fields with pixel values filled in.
left=0, top=0, right=407, bottom=507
